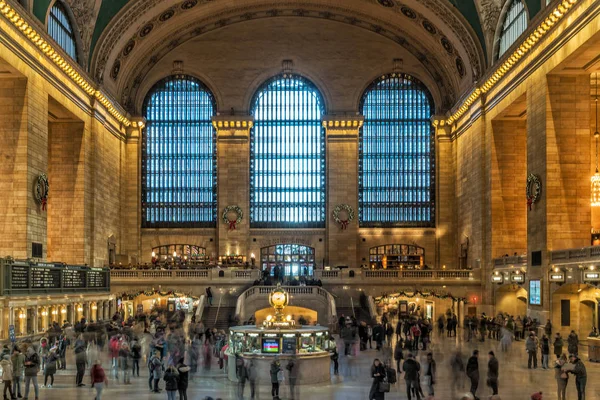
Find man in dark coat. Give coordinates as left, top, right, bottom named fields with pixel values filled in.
left=487, top=351, right=499, bottom=395
left=466, top=350, right=479, bottom=400
left=402, top=353, right=421, bottom=400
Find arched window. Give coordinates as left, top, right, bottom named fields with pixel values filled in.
left=47, top=1, right=77, bottom=61
left=142, top=75, right=217, bottom=227
left=497, top=0, right=528, bottom=58
left=250, top=74, right=326, bottom=228
left=359, top=73, right=435, bottom=227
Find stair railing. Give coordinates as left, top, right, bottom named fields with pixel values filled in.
left=214, top=295, right=222, bottom=326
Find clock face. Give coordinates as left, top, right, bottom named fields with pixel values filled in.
left=271, top=291, right=287, bottom=306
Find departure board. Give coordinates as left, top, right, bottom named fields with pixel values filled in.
left=87, top=269, right=107, bottom=288
left=10, top=265, right=29, bottom=289
left=31, top=267, right=61, bottom=289
left=62, top=268, right=86, bottom=288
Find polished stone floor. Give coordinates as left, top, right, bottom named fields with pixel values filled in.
left=18, top=331, right=600, bottom=399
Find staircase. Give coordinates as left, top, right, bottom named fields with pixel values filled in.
left=336, top=306, right=372, bottom=324
left=201, top=305, right=236, bottom=331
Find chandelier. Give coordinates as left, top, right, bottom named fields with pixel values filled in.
left=592, top=73, right=600, bottom=207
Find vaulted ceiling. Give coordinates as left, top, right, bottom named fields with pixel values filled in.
left=29, top=0, right=546, bottom=113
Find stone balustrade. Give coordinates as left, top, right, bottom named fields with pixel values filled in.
left=549, top=245, right=600, bottom=265
left=314, top=268, right=478, bottom=284
left=492, top=255, right=527, bottom=268
left=111, top=268, right=260, bottom=283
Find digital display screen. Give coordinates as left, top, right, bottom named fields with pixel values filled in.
left=282, top=337, right=296, bottom=354
left=262, top=338, right=280, bottom=353
left=529, top=279, right=541, bottom=305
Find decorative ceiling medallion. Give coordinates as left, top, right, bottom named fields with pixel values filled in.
left=441, top=37, right=453, bottom=54
left=122, top=40, right=135, bottom=57
left=422, top=19, right=437, bottom=35
left=377, top=0, right=395, bottom=7
left=159, top=9, right=176, bottom=22
left=110, top=59, right=121, bottom=80
left=456, top=57, right=465, bottom=78
left=139, top=23, right=154, bottom=37
left=400, top=6, right=416, bottom=19
left=181, top=0, right=198, bottom=10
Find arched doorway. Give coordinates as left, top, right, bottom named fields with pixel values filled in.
left=260, top=244, right=315, bottom=279
left=495, top=284, right=527, bottom=317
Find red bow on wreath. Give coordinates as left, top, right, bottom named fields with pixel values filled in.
left=527, top=196, right=533, bottom=211
left=228, top=219, right=237, bottom=230
left=41, top=197, right=47, bottom=211
left=340, top=220, right=349, bottom=230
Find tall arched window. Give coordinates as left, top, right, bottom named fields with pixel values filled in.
left=47, top=1, right=77, bottom=61
left=250, top=74, right=325, bottom=228
left=359, top=73, right=435, bottom=227
left=497, top=0, right=528, bottom=59
left=142, top=75, right=217, bottom=227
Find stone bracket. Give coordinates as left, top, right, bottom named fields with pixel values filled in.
left=212, top=115, right=254, bottom=142
left=322, top=115, right=364, bottom=141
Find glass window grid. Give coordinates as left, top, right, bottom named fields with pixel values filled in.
left=498, top=0, right=528, bottom=59
left=260, top=244, right=315, bottom=277
left=152, top=244, right=206, bottom=259
left=368, top=244, right=424, bottom=267
left=529, top=279, right=541, bottom=305
left=48, top=2, right=77, bottom=61
left=358, top=73, right=435, bottom=227
left=250, top=74, right=326, bottom=228
left=141, top=75, right=217, bottom=228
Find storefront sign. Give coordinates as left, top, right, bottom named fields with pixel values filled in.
left=583, top=272, right=600, bottom=282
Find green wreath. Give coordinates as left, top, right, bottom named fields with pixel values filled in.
left=35, top=174, right=49, bottom=211
left=333, top=204, right=355, bottom=229
left=223, top=205, right=243, bottom=230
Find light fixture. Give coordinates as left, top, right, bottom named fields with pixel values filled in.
left=18, top=313, right=25, bottom=319
left=152, top=251, right=156, bottom=258
left=61, top=309, right=66, bottom=314
left=77, top=307, right=83, bottom=312
left=51, top=310, right=57, bottom=315
left=173, top=251, right=177, bottom=258
left=592, top=73, right=600, bottom=206
left=91, top=305, right=97, bottom=310
left=41, top=311, right=47, bottom=316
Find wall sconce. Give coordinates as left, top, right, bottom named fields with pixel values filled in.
left=76, top=307, right=83, bottom=312
left=18, top=313, right=26, bottom=319
left=61, top=309, right=67, bottom=314
left=91, top=305, right=97, bottom=310
left=41, top=311, right=48, bottom=317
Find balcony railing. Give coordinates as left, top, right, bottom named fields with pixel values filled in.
left=492, top=255, right=527, bottom=268
left=110, top=268, right=260, bottom=283
left=550, top=245, right=600, bottom=265
left=314, top=268, right=478, bottom=284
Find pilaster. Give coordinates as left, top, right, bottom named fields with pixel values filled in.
left=323, top=115, right=363, bottom=267
left=213, top=116, right=254, bottom=260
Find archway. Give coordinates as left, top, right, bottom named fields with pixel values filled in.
left=495, top=284, right=527, bottom=317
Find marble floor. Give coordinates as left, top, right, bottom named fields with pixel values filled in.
left=16, top=331, right=600, bottom=400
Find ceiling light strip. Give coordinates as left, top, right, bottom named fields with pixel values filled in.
left=0, top=1, right=131, bottom=127
left=446, top=0, right=579, bottom=126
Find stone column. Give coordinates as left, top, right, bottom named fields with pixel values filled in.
left=459, top=300, right=465, bottom=328
left=452, top=300, right=458, bottom=320
left=8, top=307, right=14, bottom=328
left=32, top=307, right=38, bottom=334
left=70, top=304, right=76, bottom=324
left=432, top=117, right=457, bottom=269
left=213, top=116, right=254, bottom=263
left=527, top=73, right=591, bottom=324
left=322, top=116, right=363, bottom=268
left=121, top=118, right=145, bottom=263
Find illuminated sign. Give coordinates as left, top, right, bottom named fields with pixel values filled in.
left=583, top=272, right=600, bottom=282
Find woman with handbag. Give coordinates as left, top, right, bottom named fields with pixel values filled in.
left=369, top=358, right=387, bottom=400
left=554, top=354, right=568, bottom=400
left=269, top=358, right=282, bottom=400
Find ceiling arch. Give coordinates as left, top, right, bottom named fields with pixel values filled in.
left=89, top=0, right=487, bottom=113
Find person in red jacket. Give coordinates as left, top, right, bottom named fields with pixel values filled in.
left=90, top=360, right=108, bottom=400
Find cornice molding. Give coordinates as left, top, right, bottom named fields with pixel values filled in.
left=446, top=0, right=581, bottom=127
left=0, top=0, right=131, bottom=127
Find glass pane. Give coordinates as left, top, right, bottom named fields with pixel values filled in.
left=359, top=74, right=434, bottom=227
left=250, top=75, right=325, bottom=228
left=142, top=76, right=216, bottom=227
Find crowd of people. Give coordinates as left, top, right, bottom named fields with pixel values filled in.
left=353, top=310, right=591, bottom=400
